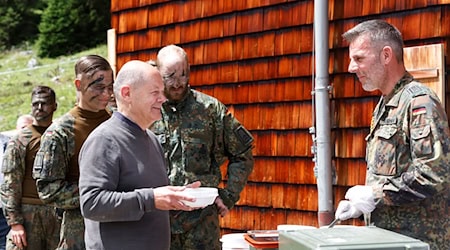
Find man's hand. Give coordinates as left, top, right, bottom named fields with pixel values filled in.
left=214, top=197, right=229, bottom=217
left=335, top=200, right=363, bottom=220
left=153, top=185, right=197, bottom=211
left=345, top=185, right=376, bottom=214
left=11, top=223, right=27, bottom=249
left=335, top=185, right=376, bottom=221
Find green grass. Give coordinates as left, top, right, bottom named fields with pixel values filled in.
left=0, top=44, right=108, bottom=131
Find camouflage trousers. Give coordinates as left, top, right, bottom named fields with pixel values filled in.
left=170, top=207, right=221, bottom=250
left=6, top=204, right=61, bottom=250
left=56, top=209, right=85, bottom=250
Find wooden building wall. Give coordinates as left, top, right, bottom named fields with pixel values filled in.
left=110, top=0, right=450, bottom=233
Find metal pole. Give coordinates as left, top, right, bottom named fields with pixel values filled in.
left=313, top=0, right=334, bottom=227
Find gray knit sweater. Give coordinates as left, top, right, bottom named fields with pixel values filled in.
left=79, top=112, right=169, bottom=250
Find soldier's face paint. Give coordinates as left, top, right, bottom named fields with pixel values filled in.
left=77, top=70, right=114, bottom=112
left=31, top=93, right=57, bottom=124
left=160, top=59, right=189, bottom=102
left=348, top=35, right=387, bottom=94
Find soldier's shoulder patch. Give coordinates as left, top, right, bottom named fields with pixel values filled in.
left=405, top=84, right=427, bottom=98
left=234, top=125, right=253, bottom=146
left=412, top=106, right=427, bottom=116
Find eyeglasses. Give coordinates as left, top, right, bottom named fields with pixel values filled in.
left=162, top=74, right=189, bottom=86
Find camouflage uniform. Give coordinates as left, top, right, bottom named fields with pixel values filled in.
left=151, top=89, right=254, bottom=250
left=1, top=125, right=60, bottom=250
left=366, top=73, right=449, bottom=249
left=33, top=107, right=110, bottom=250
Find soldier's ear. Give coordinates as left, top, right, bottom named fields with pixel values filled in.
left=381, top=46, right=393, bottom=65
left=74, top=79, right=82, bottom=91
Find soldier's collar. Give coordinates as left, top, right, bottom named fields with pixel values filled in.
left=383, top=72, right=414, bottom=107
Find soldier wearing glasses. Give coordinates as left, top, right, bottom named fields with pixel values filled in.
left=151, top=45, right=254, bottom=250
left=33, top=55, right=113, bottom=250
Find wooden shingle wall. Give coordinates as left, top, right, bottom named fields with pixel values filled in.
left=110, top=0, right=450, bottom=233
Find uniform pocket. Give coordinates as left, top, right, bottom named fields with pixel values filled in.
left=410, top=125, right=432, bottom=158
left=371, top=125, right=398, bottom=176
left=183, top=137, right=211, bottom=173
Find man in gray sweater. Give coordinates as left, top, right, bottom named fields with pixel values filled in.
left=79, top=60, right=200, bottom=250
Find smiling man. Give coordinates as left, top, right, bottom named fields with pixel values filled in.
left=335, top=20, right=449, bottom=249
left=79, top=60, right=200, bottom=250
left=33, top=55, right=113, bottom=250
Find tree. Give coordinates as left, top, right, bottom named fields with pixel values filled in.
left=0, top=0, right=45, bottom=49
left=37, top=0, right=110, bottom=58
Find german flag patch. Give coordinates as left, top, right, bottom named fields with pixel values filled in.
left=412, top=106, right=427, bottom=116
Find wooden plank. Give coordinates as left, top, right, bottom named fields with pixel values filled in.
left=409, top=69, right=439, bottom=79
left=419, top=8, right=442, bottom=38
left=401, top=12, right=421, bottom=40
left=335, top=158, right=367, bottom=186
left=334, top=98, right=377, bottom=128
left=220, top=207, right=319, bottom=231
left=208, top=18, right=225, bottom=39
left=403, top=44, right=445, bottom=106
left=263, top=6, right=281, bottom=30
left=246, top=157, right=315, bottom=184
left=334, top=128, right=368, bottom=158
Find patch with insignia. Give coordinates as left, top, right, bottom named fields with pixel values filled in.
left=412, top=106, right=427, bottom=116
left=234, top=125, right=253, bottom=146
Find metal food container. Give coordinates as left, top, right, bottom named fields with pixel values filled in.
left=279, top=226, right=429, bottom=250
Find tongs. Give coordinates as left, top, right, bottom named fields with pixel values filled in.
left=327, top=218, right=340, bottom=228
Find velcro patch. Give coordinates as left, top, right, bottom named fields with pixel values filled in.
left=234, top=125, right=253, bottom=146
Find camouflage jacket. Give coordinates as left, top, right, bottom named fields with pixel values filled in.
left=1, top=125, right=46, bottom=225
left=366, top=73, right=449, bottom=248
left=33, top=107, right=110, bottom=210
left=151, top=89, right=254, bottom=232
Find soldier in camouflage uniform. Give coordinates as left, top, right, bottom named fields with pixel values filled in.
left=33, top=55, right=114, bottom=250
left=1, top=86, right=60, bottom=250
left=150, top=45, right=254, bottom=250
left=335, top=20, right=449, bottom=249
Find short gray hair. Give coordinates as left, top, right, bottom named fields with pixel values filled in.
left=342, top=19, right=404, bottom=62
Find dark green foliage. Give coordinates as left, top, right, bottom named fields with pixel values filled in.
left=0, top=0, right=45, bottom=49
left=37, top=0, right=111, bottom=58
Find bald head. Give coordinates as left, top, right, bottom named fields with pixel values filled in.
left=156, top=45, right=189, bottom=67
left=114, top=60, right=166, bottom=129
left=156, top=45, right=190, bottom=102
left=114, top=60, right=159, bottom=103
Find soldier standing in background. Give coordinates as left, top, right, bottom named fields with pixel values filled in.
left=150, top=44, right=255, bottom=250
left=14, top=116, right=34, bottom=132
left=33, top=55, right=113, bottom=250
left=1, top=86, right=60, bottom=250
left=0, top=115, right=35, bottom=250
left=334, top=20, right=449, bottom=249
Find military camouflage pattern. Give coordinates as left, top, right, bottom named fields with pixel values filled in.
left=32, top=113, right=79, bottom=209
left=1, top=127, right=34, bottom=226
left=170, top=206, right=220, bottom=250
left=1, top=125, right=61, bottom=250
left=33, top=106, right=109, bottom=250
left=366, top=73, right=449, bottom=249
left=150, top=89, right=254, bottom=249
left=5, top=204, right=60, bottom=250
left=57, top=209, right=84, bottom=250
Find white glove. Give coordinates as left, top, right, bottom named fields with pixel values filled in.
left=335, top=185, right=376, bottom=221
left=335, top=200, right=363, bottom=221
left=345, top=185, right=376, bottom=214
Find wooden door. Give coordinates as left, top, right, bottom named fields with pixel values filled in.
left=403, top=44, right=445, bottom=109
